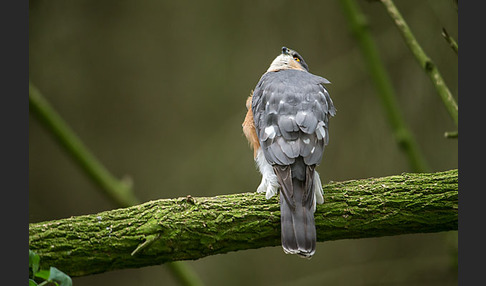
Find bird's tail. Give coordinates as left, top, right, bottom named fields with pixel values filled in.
left=274, top=165, right=316, bottom=258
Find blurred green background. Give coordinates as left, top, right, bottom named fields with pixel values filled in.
left=29, top=0, right=457, bottom=285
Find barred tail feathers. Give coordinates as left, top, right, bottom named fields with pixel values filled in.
left=274, top=165, right=316, bottom=258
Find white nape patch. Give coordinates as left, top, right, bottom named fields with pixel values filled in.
left=267, top=54, right=291, bottom=72
left=303, top=138, right=310, bottom=144
left=264, top=126, right=276, bottom=139
left=266, top=54, right=306, bottom=72
left=255, top=148, right=279, bottom=199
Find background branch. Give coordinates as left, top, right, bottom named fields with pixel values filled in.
left=338, top=0, right=429, bottom=172
left=379, top=0, right=458, bottom=125
left=29, top=82, right=139, bottom=208
left=442, top=28, right=458, bottom=55
left=444, top=131, right=458, bottom=139
left=29, top=169, right=458, bottom=277
left=29, top=82, right=203, bottom=286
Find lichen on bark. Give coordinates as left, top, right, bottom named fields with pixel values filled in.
left=29, top=169, right=458, bottom=277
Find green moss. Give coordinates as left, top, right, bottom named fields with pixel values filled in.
left=29, top=169, right=457, bottom=277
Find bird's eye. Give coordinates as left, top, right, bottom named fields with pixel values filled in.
left=293, top=56, right=300, bottom=62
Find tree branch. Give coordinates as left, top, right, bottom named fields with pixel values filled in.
left=379, top=0, right=458, bottom=125
left=29, top=169, right=458, bottom=277
left=442, top=28, right=458, bottom=55
left=29, top=82, right=203, bottom=285
left=29, top=82, right=139, bottom=208
left=338, top=0, right=430, bottom=173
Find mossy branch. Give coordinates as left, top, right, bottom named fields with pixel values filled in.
left=338, top=0, right=430, bottom=173
left=29, top=82, right=203, bottom=285
left=379, top=0, right=458, bottom=125
left=29, top=169, right=458, bottom=277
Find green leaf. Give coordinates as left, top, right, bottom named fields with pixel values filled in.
left=34, top=269, right=50, bottom=280
left=48, top=267, right=72, bottom=286
left=29, top=279, right=38, bottom=286
left=29, top=250, right=40, bottom=276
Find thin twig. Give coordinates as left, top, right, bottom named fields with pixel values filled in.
left=379, top=0, right=458, bottom=126
left=444, top=131, right=458, bottom=139
left=442, top=28, right=458, bottom=55
left=338, top=0, right=430, bottom=172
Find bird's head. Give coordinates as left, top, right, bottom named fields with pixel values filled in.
left=267, top=46, right=309, bottom=72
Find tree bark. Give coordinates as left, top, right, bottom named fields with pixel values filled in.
left=29, top=169, right=458, bottom=277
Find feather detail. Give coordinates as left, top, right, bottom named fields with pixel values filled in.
left=274, top=165, right=317, bottom=258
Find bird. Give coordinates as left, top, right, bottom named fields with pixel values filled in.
left=242, top=46, right=335, bottom=258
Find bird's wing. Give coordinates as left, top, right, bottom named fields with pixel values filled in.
left=252, top=69, right=335, bottom=168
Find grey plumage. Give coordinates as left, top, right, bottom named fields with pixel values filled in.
left=253, top=69, right=335, bottom=166
left=252, top=67, right=335, bottom=257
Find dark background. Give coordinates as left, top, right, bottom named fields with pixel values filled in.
left=29, top=0, right=458, bottom=285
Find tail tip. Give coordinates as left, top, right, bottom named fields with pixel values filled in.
left=282, top=247, right=315, bottom=259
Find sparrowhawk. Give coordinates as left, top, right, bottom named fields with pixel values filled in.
left=242, top=46, right=336, bottom=258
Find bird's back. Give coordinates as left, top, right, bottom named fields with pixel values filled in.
left=251, top=69, right=335, bottom=258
